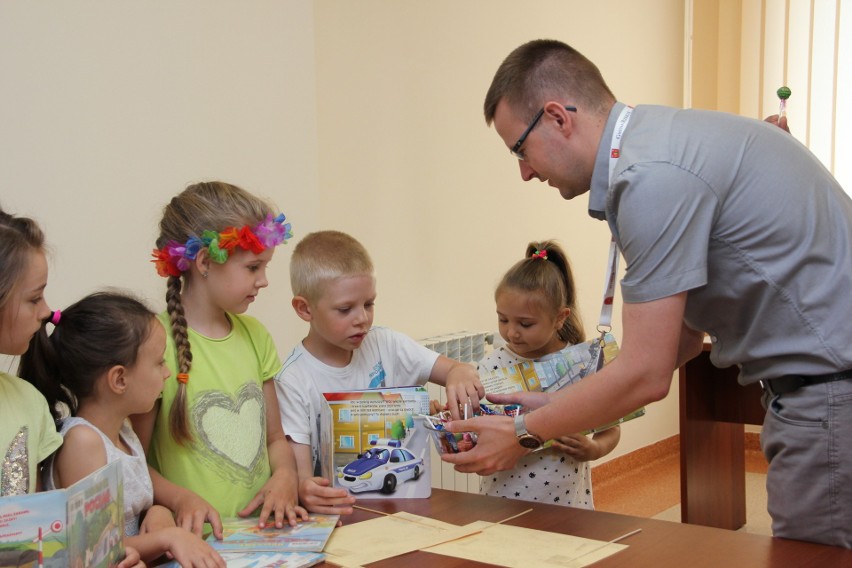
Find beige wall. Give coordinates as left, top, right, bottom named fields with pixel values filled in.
left=1, top=0, right=686, bottom=464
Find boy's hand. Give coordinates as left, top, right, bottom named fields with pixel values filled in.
left=299, top=476, right=356, bottom=515
left=444, top=363, right=485, bottom=420
left=239, top=469, right=310, bottom=529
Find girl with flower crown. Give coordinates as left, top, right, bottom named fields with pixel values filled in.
left=130, top=181, right=307, bottom=537
left=477, top=240, right=620, bottom=508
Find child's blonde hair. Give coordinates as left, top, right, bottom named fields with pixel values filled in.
left=156, top=181, right=276, bottom=445
left=290, top=230, right=373, bottom=302
left=496, top=239, right=584, bottom=345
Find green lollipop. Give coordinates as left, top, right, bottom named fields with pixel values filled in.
left=777, top=86, right=791, bottom=118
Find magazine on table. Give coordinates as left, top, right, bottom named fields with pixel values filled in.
left=207, top=514, right=338, bottom=553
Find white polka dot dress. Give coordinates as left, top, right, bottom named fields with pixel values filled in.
left=477, top=346, right=594, bottom=509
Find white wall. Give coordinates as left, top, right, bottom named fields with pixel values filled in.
left=1, top=0, right=686, bottom=465
left=0, top=0, right=317, bottom=353
left=312, top=0, right=686, bottom=463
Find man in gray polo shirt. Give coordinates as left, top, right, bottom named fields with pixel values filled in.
left=443, top=39, right=852, bottom=547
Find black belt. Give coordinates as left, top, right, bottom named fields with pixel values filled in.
left=761, top=369, right=852, bottom=395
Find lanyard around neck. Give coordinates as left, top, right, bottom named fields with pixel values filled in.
left=598, top=106, right=633, bottom=331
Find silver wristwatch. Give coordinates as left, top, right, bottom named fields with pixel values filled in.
left=514, top=413, right=543, bottom=450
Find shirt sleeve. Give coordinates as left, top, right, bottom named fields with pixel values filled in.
left=274, top=365, right=313, bottom=446
left=384, top=329, right=440, bottom=386
left=240, top=315, right=282, bottom=381
left=611, top=162, right=718, bottom=303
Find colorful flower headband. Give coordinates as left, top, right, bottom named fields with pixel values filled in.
left=151, top=213, right=292, bottom=278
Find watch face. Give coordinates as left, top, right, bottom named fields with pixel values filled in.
left=518, top=435, right=542, bottom=450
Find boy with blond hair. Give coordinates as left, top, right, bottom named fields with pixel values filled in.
left=275, top=230, right=483, bottom=514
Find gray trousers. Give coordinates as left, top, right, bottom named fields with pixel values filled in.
left=762, top=378, right=852, bottom=547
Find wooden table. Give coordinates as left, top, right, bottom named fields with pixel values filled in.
left=320, top=489, right=851, bottom=567
left=679, top=344, right=765, bottom=529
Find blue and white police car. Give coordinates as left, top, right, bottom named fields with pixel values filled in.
left=337, top=439, right=424, bottom=494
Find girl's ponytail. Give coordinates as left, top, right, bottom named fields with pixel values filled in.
left=19, top=317, right=74, bottom=424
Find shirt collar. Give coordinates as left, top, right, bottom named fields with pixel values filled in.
left=588, top=102, right=628, bottom=221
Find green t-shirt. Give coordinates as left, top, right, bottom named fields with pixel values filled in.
left=148, top=313, right=281, bottom=517
left=0, top=372, right=63, bottom=496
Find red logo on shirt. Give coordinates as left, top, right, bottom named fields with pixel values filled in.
left=611, top=149, right=620, bottom=159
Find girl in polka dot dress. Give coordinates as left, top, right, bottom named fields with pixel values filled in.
left=478, top=240, right=620, bottom=508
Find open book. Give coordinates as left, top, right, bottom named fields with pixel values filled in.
left=208, top=514, right=338, bottom=553
left=320, top=387, right=432, bottom=499
left=0, top=460, right=124, bottom=568
left=478, top=333, right=644, bottom=434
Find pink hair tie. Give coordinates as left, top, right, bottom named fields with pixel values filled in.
left=49, top=310, right=61, bottom=325
left=531, top=249, right=548, bottom=260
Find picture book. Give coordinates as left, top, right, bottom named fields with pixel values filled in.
left=479, top=333, right=645, bottom=434
left=0, top=460, right=124, bottom=568
left=161, top=551, right=325, bottom=568
left=208, top=514, right=338, bottom=553
left=320, top=386, right=431, bottom=499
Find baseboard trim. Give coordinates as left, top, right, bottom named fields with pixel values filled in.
left=592, top=431, right=767, bottom=486
left=591, top=435, right=679, bottom=486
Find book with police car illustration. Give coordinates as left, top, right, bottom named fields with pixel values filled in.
left=0, top=460, right=124, bottom=568
left=207, top=514, right=338, bottom=553
left=320, top=386, right=432, bottom=499
left=478, top=332, right=644, bottom=434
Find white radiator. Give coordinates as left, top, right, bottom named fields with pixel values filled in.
left=419, top=330, right=491, bottom=363
left=419, top=330, right=492, bottom=493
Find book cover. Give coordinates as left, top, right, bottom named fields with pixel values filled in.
left=0, top=460, right=124, bottom=568
left=320, top=387, right=431, bottom=499
left=479, top=333, right=644, bottom=434
left=208, top=514, right=338, bottom=553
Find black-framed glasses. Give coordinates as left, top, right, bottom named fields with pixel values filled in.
left=510, top=105, right=577, bottom=160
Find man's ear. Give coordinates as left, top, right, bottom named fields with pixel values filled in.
left=106, top=365, right=127, bottom=395
left=543, top=101, right=574, bottom=135
left=292, top=296, right=313, bottom=322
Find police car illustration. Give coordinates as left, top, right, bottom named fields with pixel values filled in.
left=337, top=438, right=424, bottom=494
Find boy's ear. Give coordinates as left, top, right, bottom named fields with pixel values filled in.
left=106, top=365, right=128, bottom=395
left=292, top=296, right=313, bottom=322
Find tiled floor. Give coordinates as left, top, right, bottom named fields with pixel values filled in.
left=593, top=438, right=772, bottom=536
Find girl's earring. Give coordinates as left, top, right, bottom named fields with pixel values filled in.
left=202, top=271, right=209, bottom=279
